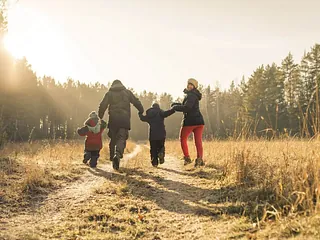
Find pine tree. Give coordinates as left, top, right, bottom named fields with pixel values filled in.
left=202, top=86, right=213, bottom=138
left=263, top=63, right=285, bottom=136
left=307, top=44, right=320, bottom=133
left=243, top=66, right=265, bottom=135
left=280, top=53, right=301, bottom=134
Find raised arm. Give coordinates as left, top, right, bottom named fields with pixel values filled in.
left=139, top=113, right=149, bottom=122
left=172, top=95, right=196, bottom=113
left=77, top=126, right=89, bottom=136
left=129, top=90, right=144, bottom=114
left=160, top=109, right=175, bottom=118
left=98, top=93, right=109, bottom=119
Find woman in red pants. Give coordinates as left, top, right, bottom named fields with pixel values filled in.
left=172, top=78, right=205, bottom=167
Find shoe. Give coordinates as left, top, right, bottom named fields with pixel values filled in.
left=194, top=158, right=205, bottom=167
left=83, top=159, right=89, bottom=164
left=90, top=157, right=98, bottom=168
left=184, top=156, right=192, bottom=165
left=158, top=152, right=165, bottom=164
left=152, top=158, right=159, bottom=167
left=113, top=155, right=120, bottom=171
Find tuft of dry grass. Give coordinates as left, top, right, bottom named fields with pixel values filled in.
left=125, top=140, right=137, bottom=154
left=125, top=146, right=150, bottom=169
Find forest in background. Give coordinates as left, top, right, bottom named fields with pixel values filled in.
left=1, top=3, right=320, bottom=145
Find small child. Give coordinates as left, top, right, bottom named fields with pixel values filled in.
left=77, top=111, right=107, bottom=168
left=139, top=103, right=175, bottom=167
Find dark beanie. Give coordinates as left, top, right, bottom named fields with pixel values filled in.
left=152, top=103, right=160, bottom=109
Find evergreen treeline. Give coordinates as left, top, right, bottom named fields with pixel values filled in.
left=1, top=7, right=320, bottom=145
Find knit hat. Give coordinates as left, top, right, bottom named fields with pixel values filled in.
left=187, top=78, right=198, bottom=89
left=89, top=111, right=98, bottom=119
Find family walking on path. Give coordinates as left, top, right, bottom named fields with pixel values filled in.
left=77, top=78, right=205, bottom=171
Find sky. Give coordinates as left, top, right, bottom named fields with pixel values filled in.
left=4, top=0, right=320, bottom=97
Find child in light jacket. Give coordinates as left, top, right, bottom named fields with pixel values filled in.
left=77, top=111, right=107, bottom=168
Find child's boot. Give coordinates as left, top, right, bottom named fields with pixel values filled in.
left=90, top=156, right=98, bottom=168
left=158, top=148, right=165, bottom=164
left=151, top=157, right=159, bottom=167
left=83, top=152, right=91, bottom=164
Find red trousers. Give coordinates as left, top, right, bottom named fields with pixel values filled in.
left=180, top=125, right=204, bottom=158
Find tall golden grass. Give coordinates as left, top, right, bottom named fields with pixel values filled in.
left=166, top=140, right=320, bottom=221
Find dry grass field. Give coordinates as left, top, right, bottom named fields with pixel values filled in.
left=0, top=139, right=319, bottom=239
left=0, top=141, right=86, bottom=214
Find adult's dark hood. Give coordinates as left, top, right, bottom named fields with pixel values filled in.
left=183, top=88, right=202, bottom=100
left=110, top=80, right=126, bottom=91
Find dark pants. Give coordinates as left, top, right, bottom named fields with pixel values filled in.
left=150, top=139, right=165, bottom=160
left=108, top=128, right=129, bottom=159
left=84, top=150, right=100, bottom=167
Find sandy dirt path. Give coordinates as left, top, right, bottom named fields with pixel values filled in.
left=118, top=153, right=248, bottom=240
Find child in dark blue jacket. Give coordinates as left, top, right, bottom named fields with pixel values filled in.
left=139, top=103, right=175, bottom=167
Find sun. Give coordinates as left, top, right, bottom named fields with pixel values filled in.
left=2, top=3, right=73, bottom=80
left=3, top=33, right=25, bottom=59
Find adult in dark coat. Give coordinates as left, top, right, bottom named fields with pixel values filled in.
left=98, top=80, right=144, bottom=170
left=139, top=103, right=175, bottom=166
left=172, top=78, right=205, bottom=167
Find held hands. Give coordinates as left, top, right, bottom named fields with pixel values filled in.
left=138, top=111, right=144, bottom=118
left=98, top=118, right=107, bottom=128
left=138, top=111, right=145, bottom=121
left=171, top=102, right=181, bottom=107
left=171, top=102, right=182, bottom=112
left=171, top=106, right=178, bottom=111
left=171, top=103, right=177, bottom=107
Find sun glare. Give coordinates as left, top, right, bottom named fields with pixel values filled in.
left=3, top=3, right=73, bottom=80
left=3, top=33, right=25, bottom=59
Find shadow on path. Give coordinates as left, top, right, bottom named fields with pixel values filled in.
left=159, top=167, right=222, bottom=180
left=88, top=166, right=259, bottom=218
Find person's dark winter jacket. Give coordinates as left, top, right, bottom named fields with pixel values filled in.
left=77, top=116, right=107, bottom=151
left=172, top=88, right=205, bottom=126
left=98, top=80, right=144, bottom=130
left=139, top=103, right=175, bottom=140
